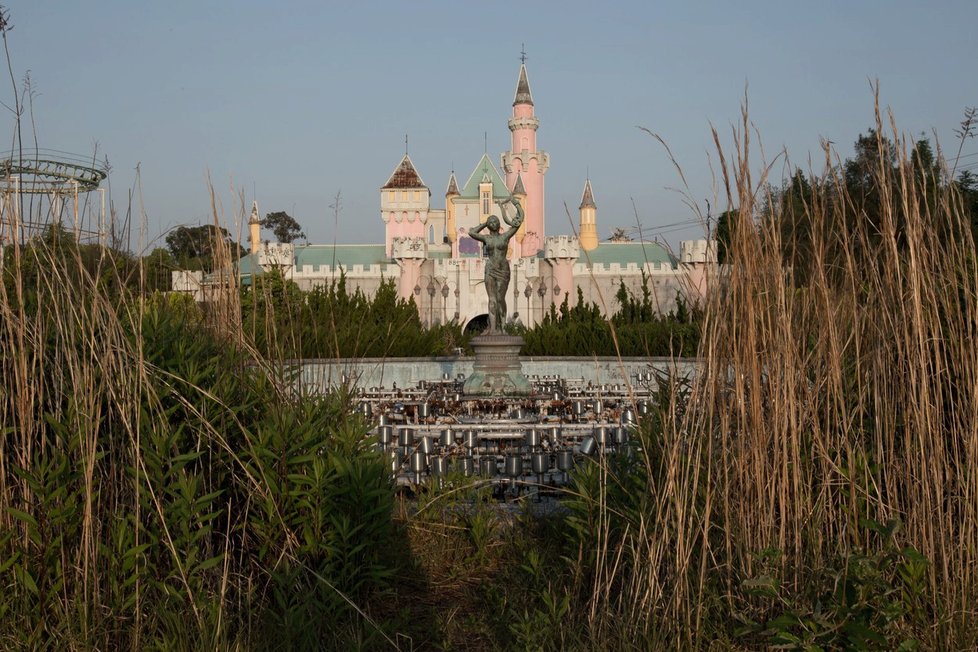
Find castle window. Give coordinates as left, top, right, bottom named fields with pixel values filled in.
left=482, top=191, right=490, bottom=215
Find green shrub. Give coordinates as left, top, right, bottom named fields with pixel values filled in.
left=520, top=282, right=700, bottom=357
left=1, top=262, right=402, bottom=648
left=241, top=271, right=469, bottom=358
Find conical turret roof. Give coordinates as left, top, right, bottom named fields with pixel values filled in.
left=579, top=179, right=596, bottom=209
left=382, top=154, right=427, bottom=189
left=512, top=172, right=526, bottom=196
left=446, top=172, right=459, bottom=196
left=513, top=63, right=534, bottom=106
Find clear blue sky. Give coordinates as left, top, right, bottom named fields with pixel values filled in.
left=2, top=0, right=976, bottom=253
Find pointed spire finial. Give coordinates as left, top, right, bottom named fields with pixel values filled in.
left=513, top=59, right=534, bottom=106
left=580, top=178, right=597, bottom=209
left=520, top=44, right=527, bottom=64
left=405, top=134, right=409, bottom=156
left=512, top=171, right=526, bottom=196
left=484, top=131, right=487, bottom=154
left=446, top=170, right=459, bottom=196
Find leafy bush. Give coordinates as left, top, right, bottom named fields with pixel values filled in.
left=737, top=521, right=928, bottom=651
left=519, top=280, right=700, bottom=357
left=0, top=243, right=402, bottom=648
left=241, top=271, right=469, bottom=358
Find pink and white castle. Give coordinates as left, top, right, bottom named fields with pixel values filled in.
left=181, top=62, right=717, bottom=329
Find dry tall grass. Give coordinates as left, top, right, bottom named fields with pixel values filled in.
left=583, top=103, right=978, bottom=648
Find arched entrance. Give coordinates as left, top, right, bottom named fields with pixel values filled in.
left=463, top=314, right=489, bottom=336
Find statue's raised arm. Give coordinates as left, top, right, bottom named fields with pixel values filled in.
left=497, top=195, right=524, bottom=239
left=467, top=221, right=489, bottom=244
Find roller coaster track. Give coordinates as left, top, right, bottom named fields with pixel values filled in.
left=0, top=149, right=108, bottom=193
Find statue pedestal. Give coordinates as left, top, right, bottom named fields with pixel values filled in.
left=463, top=334, right=531, bottom=397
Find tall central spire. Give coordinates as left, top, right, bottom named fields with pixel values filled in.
left=502, top=56, right=549, bottom=257
left=513, top=63, right=534, bottom=107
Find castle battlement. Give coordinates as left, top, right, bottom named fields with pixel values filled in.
left=574, top=261, right=677, bottom=275
left=294, top=263, right=393, bottom=277
left=679, top=239, right=717, bottom=264
left=544, top=235, right=580, bottom=260
left=257, top=242, right=295, bottom=268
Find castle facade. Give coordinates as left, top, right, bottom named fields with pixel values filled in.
left=178, top=62, right=716, bottom=330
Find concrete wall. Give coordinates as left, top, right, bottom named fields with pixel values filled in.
left=296, top=356, right=701, bottom=394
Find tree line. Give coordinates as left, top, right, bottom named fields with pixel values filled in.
left=713, top=127, right=978, bottom=285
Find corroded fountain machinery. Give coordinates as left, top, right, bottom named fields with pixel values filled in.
left=359, top=371, right=660, bottom=491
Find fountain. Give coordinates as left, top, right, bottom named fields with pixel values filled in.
left=462, top=333, right=531, bottom=396
left=357, top=371, right=664, bottom=490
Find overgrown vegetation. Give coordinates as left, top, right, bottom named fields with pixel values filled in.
left=555, top=103, right=978, bottom=648
left=239, top=268, right=700, bottom=359
left=241, top=271, right=470, bottom=358
left=519, top=280, right=700, bottom=357
left=0, top=229, right=406, bottom=648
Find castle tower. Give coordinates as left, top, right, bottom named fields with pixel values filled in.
left=578, top=179, right=598, bottom=252
left=248, top=200, right=261, bottom=254
left=381, top=154, right=430, bottom=257
left=479, top=172, right=494, bottom=224
left=512, top=172, right=527, bottom=244
left=501, top=61, right=549, bottom=257
left=544, top=235, right=581, bottom=310
left=445, top=172, right=460, bottom=249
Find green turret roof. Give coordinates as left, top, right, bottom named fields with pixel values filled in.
left=460, top=154, right=510, bottom=199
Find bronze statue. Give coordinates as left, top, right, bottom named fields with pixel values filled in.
left=467, top=195, right=523, bottom=334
